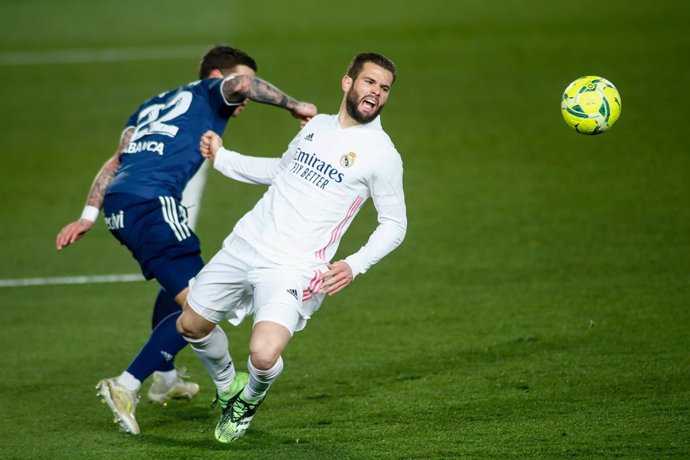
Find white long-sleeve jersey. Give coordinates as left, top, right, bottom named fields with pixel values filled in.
left=213, top=114, right=407, bottom=277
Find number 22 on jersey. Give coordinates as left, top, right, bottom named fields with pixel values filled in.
left=131, top=91, right=193, bottom=142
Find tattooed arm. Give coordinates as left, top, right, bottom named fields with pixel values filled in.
left=85, top=128, right=131, bottom=208
left=221, top=75, right=317, bottom=122
left=55, top=128, right=132, bottom=250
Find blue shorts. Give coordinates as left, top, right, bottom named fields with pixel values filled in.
left=103, top=193, right=204, bottom=296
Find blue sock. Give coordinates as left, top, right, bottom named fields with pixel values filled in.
left=152, top=288, right=181, bottom=329
left=126, top=311, right=187, bottom=382
left=150, top=288, right=182, bottom=372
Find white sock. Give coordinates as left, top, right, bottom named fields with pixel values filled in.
left=116, top=371, right=141, bottom=393
left=155, top=369, right=178, bottom=387
left=185, top=326, right=235, bottom=394
left=242, top=356, right=283, bottom=402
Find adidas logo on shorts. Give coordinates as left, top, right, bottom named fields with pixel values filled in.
left=286, top=289, right=298, bottom=300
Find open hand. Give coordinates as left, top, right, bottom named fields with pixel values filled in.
left=56, top=219, right=94, bottom=250
left=319, top=260, right=353, bottom=296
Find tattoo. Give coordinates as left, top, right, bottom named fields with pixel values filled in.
left=86, top=166, right=115, bottom=207
left=86, top=128, right=131, bottom=208
left=223, top=76, right=298, bottom=111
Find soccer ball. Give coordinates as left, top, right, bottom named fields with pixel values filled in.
left=561, top=76, right=622, bottom=135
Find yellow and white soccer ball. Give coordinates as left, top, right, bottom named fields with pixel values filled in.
left=561, top=76, right=622, bottom=135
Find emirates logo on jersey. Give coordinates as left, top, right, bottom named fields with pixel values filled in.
left=292, top=147, right=345, bottom=187
left=340, top=151, right=357, bottom=168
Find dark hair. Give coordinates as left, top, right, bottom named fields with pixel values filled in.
left=198, top=45, right=258, bottom=79
left=346, top=52, right=397, bottom=83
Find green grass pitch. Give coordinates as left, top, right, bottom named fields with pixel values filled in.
left=0, top=1, right=688, bottom=458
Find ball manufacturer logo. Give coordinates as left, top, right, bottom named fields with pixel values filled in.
left=340, top=152, right=357, bottom=168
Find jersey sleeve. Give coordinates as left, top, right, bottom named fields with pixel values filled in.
left=345, top=151, right=407, bottom=277
left=212, top=130, right=301, bottom=185
left=213, top=148, right=282, bottom=185
left=206, top=78, right=241, bottom=116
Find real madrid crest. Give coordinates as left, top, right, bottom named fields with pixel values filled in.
left=340, top=151, right=357, bottom=168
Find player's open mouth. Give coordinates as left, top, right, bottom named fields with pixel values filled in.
left=361, top=97, right=378, bottom=111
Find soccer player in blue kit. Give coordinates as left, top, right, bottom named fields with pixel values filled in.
left=56, top=45, right=316, bottom=435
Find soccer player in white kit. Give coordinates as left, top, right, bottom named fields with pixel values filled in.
left=176, top=52, right=407, bottom=443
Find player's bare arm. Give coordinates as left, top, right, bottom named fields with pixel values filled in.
left=320, top=260, right=354, bottom=296
left=56, top=128, right=131, bottom=250
left=221, top=75, right=317, bottom=121
left=87, top=127, right=132, bottom=207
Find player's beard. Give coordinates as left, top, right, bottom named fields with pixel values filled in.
left=345, top=88, right=384, bottom=124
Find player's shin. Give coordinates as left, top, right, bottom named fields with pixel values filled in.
left=127, top=311, right=186, bottom=381
left=184, top=325, right=236, bottom=394
left=242, top=355, right=283, bottom=402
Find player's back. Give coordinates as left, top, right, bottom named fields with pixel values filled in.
left=107, top=78, right=238, bottom=201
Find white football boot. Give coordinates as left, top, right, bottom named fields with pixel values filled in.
left=147, top=367, right=200, bottom=405
left=96, top=378, right=140, bottom=434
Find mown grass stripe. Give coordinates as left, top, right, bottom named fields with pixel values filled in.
left=0, top=44, right=207, bottom=66
left=0, top=274, right=145, bottom=287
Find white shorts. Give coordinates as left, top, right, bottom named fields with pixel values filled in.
left=186, top=234, right=326, bottom=335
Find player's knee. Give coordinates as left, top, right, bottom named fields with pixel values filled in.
left=176, top=309, right=212, bottom=340
left=249, top=321, right=290, bottom=369
left=249, top=350, right=281, bottom=370
left=175, top=313, right=193, bottom=337
left=249, top=335, right=282, bottom=369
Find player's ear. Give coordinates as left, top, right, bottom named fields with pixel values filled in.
left=208, top=69, right=224, bottom=79
left=342, top=75, right=352, bottom=92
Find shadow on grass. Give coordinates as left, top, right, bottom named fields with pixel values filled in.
left=122, top=399, right=354, bottom=457
left=141, top=429, right=354, bottom=458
